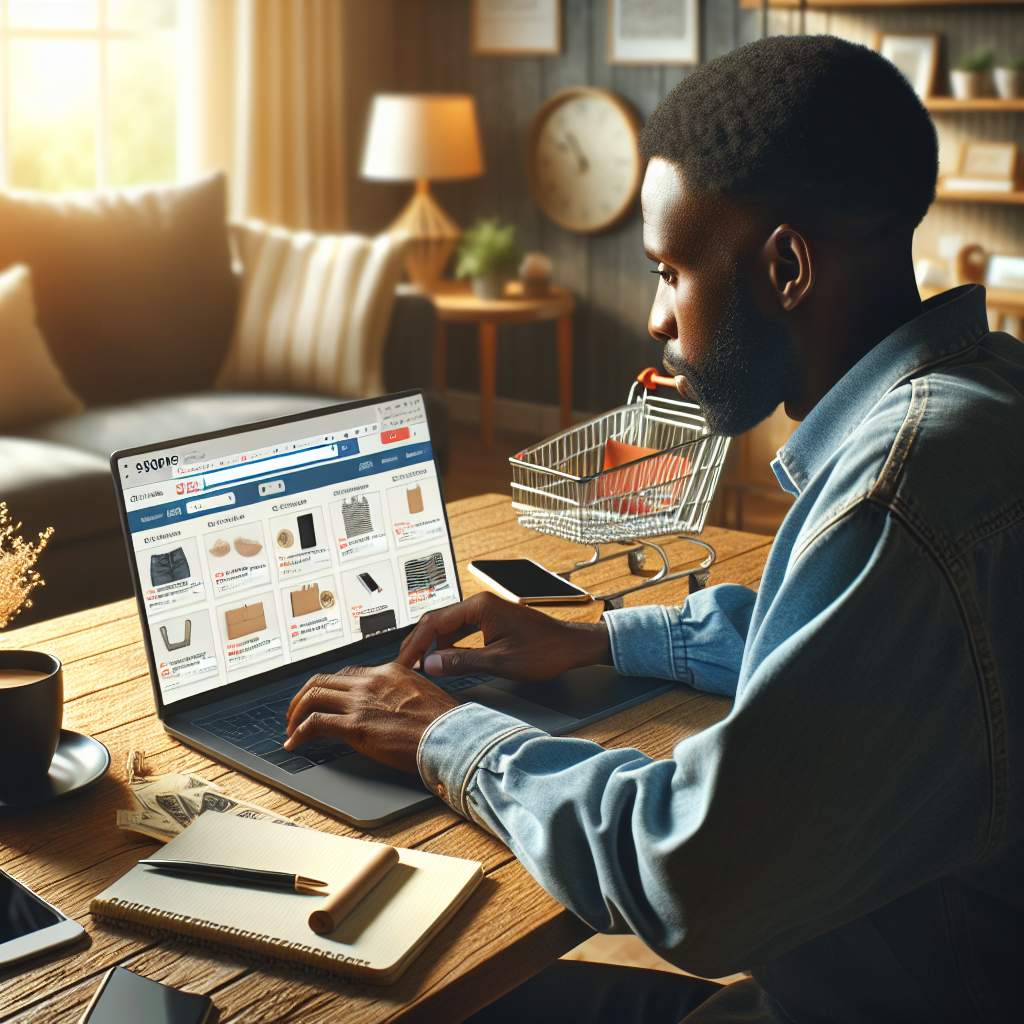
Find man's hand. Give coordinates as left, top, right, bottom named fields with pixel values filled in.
left=396, top=591, right=612, bottom=682
left=284, top=664, right=457, bottom=774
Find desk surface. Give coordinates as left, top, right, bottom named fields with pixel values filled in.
left=0, top=495, right=772, bottom=1024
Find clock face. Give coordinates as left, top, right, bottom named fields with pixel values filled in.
left=527, top=88, right=642, bottom=234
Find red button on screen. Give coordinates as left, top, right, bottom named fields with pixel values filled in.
left=381, top=427, right=410, bottom=444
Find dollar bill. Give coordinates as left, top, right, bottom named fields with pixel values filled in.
left=191, top=789, right=305, bottom=829
left=116, top=808, right=179, bottom=842
left=117, top=770, right=304, bottom=842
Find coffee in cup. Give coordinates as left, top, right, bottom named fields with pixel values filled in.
left=0, top=650, right=63, bottom=793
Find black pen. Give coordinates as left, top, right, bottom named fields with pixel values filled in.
left=138, top=859, right=329, bottom=895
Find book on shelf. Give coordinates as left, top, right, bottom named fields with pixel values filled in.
left=90, top=813, right=483, bottom=985
left=942, top=177, right=1017, bottom=193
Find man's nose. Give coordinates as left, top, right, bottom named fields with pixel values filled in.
left=648, top=291, right=676, bottom=344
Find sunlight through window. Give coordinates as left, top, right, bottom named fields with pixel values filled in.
left=0, top=0, right=179, bottom=191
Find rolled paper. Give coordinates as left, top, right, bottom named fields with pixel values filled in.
left=308, top=844, right=400, bottom=935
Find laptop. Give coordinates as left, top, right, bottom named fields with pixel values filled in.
left=111, top=391, right=676, bottom=827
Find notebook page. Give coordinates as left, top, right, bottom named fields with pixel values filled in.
left=92, top=814, right=482, bottom=974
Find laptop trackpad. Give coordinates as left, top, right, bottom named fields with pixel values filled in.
left=459, top=685, right=577, bottom=734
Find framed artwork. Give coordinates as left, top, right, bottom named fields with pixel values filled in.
left=875, top=33, right=939, bottom=100
left=607, top=0, right=698, bottom=66
left=958, top=141, right=1018, bottom=181
left=471, top=0, right=561, bottom=56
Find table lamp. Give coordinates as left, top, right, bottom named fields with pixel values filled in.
left=362, top=93, right=484, bottom=291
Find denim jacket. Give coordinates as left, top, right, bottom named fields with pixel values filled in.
left=418, top=285, right=1023, bottom=1023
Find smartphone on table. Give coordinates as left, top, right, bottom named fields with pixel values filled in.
left=79, top=966, right=213, bottom=1023
left=0, top=865, right=84, bottom=970
left=468, top=559, right=590, bottom=604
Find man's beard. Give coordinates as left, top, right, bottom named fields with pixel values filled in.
left=667, top=272, right=800, bottom=437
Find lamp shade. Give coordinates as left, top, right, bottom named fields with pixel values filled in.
left=361, top=94, right=484, bottom=182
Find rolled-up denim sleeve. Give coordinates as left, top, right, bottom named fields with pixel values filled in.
left=603, top=583, right=755, bottom=696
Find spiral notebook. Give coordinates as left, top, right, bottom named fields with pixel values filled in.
left=90, top=814, right=483, bottom=985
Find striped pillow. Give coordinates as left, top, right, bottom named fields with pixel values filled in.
left=217, top=221, right=407, bottom=399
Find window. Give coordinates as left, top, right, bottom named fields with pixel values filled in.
left=0, top=0, right=180, bottom=191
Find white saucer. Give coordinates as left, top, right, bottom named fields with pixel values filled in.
left=0, top=730, right=110, bottom=810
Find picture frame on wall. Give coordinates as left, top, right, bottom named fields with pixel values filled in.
left=875, top=33, right=939, bottom=100
left=607, top=0, right=699, bottom=66
left=958, top=141, right=1018, bottom=181
left=471, top=0, right=561, bottom=56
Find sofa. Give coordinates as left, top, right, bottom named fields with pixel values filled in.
left=0, top=173, right=447, bottom=627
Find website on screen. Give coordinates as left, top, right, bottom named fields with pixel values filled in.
left=116, top=396, right=457, bottom=703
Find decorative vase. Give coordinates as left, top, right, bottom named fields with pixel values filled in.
left=951, top=70, right=990, bottom=100
left=471, top=275, right=506, bottom=300
left=519, top=251, right=553, bottom=298
left=994, top=67, right=1024, bottom=99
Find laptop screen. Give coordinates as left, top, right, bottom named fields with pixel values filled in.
left=113, top=393, right=458, bottom=706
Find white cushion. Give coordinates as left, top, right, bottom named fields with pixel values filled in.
left=0, top=264, right=84, bottom=430
left=217, top=222, right=407, bottom=399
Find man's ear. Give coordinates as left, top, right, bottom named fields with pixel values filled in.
left=762, top=225, right=813, bottom=311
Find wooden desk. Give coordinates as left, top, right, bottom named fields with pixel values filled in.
left=0, top=496, right=772, bottom=1024
left=430, top=281, right=575, bottom=449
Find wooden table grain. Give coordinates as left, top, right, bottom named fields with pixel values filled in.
left=0, top=495, right=772, bottom=1024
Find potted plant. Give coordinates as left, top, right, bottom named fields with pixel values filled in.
left=994, top=57, right=1024, bottom=100
left=951, top=51, right=994, bottom=100
left=455, top=218, right=522, bottom=300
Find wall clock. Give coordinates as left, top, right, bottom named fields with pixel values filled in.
left=526, top=87, right=642, bottom=234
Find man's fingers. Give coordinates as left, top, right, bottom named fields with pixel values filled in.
left=283, top=710, right=346, bottom=750
left=421, top=641, right=505, bottom=678
left=397, top=608, right=478, bottom=667
left=397, top=592, right=510, bottom=667
left=286, top=679, right=359, bottom=736
left=287, top=672, right=342, bottom=717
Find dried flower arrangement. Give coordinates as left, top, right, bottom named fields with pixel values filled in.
left=0, top=503, right=52, bottom=630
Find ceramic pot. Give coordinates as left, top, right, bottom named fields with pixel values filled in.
left=0, top=650, right=63, bottom=790
left=994, top=67, right=1024, bottom=99
left=951, top=70, right=990, bottom=100
left=471, top=275, right=506, bottom=300
left=519, top=251, right=552, bottom=297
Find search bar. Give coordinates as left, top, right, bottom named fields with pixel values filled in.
left=187, top=492, right=236, bottom=515
left=202, top=444, right=338, bottom=488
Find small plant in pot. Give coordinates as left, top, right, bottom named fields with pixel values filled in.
left=951, top=51, right=994, bottom=100
left=994, top=57, right=1024, bottom=100
left=455, top=218, right=522, bottom=299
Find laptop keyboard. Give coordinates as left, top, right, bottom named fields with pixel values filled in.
left=193, top=665, right=495, bottom=774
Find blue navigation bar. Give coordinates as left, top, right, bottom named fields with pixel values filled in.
left=127, top=441, right=436, bottom=534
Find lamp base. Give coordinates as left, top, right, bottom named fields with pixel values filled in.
left=390, top=180, right=460, bottom=292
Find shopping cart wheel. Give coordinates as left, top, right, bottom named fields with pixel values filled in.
left=688, top=570, right=710, bottom=595
left=627, top=549, right=645, bottom=575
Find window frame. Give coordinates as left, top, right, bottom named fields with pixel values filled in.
left=0, top=0, right=181, bottom=189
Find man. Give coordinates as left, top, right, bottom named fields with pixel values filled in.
left=285, top=36, right=1022, bottom=1023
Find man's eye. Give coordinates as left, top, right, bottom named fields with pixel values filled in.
left=650, top=263, right=676, bottom=284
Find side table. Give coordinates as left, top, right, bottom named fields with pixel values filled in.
left=429, top=280, right=575, bottom=448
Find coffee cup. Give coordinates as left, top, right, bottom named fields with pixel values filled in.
left=0, top=650, right=63, bottom=793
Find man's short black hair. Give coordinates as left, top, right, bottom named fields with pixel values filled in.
left=639, top=35, right=938, bottom=237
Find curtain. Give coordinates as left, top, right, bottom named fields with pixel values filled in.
left=183, top=0, right=346, bottom=231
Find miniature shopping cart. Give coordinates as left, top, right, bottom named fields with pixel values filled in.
left=510, top=368, right=731, bottom=609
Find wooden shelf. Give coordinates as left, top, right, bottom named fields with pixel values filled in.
left=739, top=0, right=1018, bottom=8
left=925, top=97, right=1024, bottom=113
left=935, top=186, right=1024, bottom=204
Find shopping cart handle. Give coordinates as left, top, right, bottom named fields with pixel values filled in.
left=637, top=367, right=677, bottom=390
